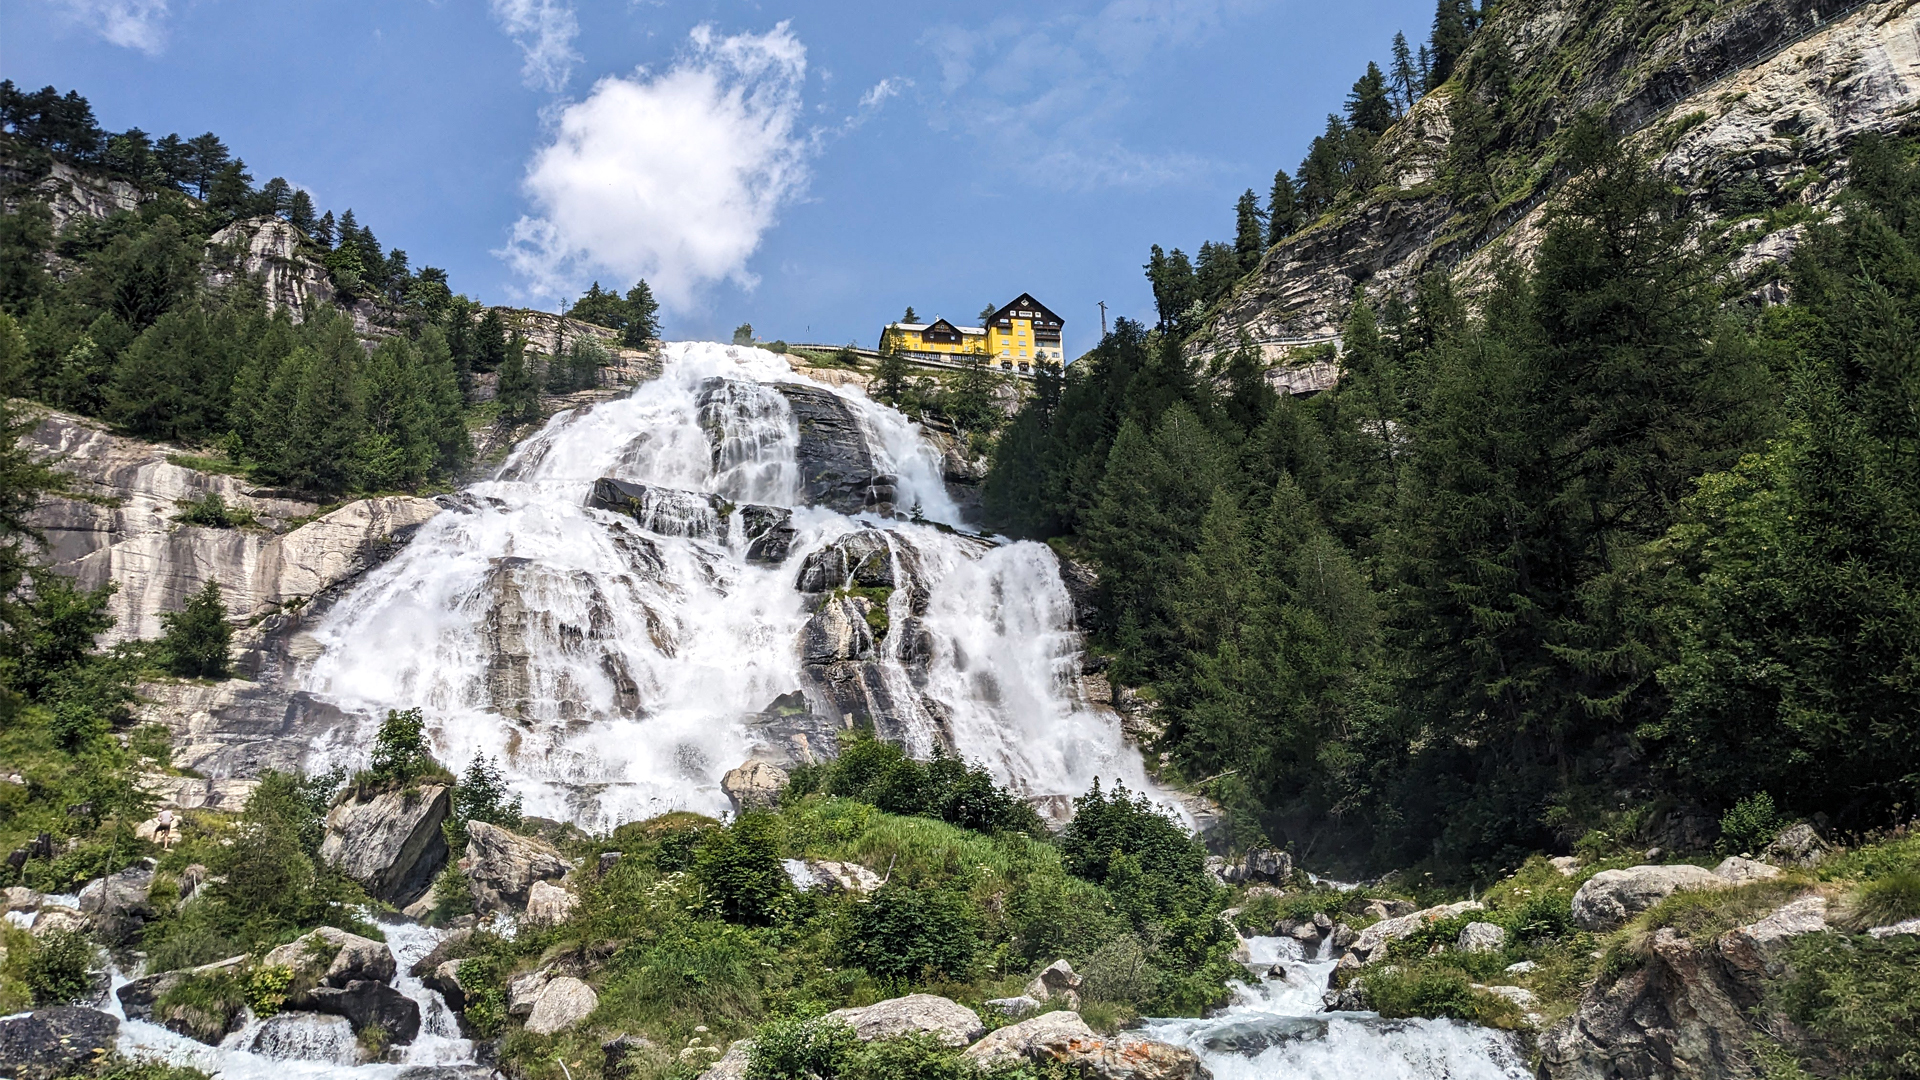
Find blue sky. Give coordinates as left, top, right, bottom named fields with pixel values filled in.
left=5, top=0, right=1429, bottom=351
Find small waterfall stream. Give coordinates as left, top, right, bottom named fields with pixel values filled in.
left=298, top=342, right=1159, bottom=827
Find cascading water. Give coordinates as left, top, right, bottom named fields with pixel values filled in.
left=299, top=342, right=1159, bottom=828
left=1145, top=938, right=1533, bottom=1080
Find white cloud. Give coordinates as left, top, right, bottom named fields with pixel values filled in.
left=859, top=77, right=908, bottom=110
left=52, top=0, right=170, bottom=54
left=491, top=0, right=582, bottom=92
left=923, top=0, right=1259, bottom=190
left=500, top=22, right=811, bottom=312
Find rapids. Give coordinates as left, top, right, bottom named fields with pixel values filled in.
left=298, top=342, right=1159, bottom=828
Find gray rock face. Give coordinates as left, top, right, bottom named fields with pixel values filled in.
left=460, top=821, right=569, bottom=913
left=964, top=1010, right=1098, bottom=1068
left=77, top=860, right=155, bottom=945
left=826, top=994, right=986, bottom=1047
left=1718, top=895, right=1827, bottom=990
left=768, top=382, right=894, bottom=513
left=320, top=784, right=450, bottom=906
left=800, top=595, right=876, bottom=665
left=1540, top=928, right=1752, bottom=1080
left=722, top=760, right=789, bottom=812
left=589, top=478, right=795, bottom=564
left=1571, top=865, right=1726, bottom=931
left=795, top=531, right=894, bottom=592
left=524, top=976, right=599, bottom=1035
left=302, top=980, right=422, bottom=1046
left=524, top=880, right=578, bottom=928
left=1458, top=922, right=1508, bottom=953
left=0, top=1007, right=120, bottom=1080
left=782, top=858, right=883, bottom=895
left=1216, top=848, right=1292, bottom=886
left=1763, top=823, right=1831, bottom=867
left=264, top=926, right=398, bottom=989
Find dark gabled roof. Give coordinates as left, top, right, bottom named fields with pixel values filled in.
left=924, top=318, right=961, bottom=335
left=988, top=293, right=1064, bottom=329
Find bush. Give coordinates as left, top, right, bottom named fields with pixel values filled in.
left=368, top=707, right=438, bottom=785
left=696, top=811, right=792, bottom=926
left=1720, top=792, right=1785, bottom=855
left=1079, top=934, right=1153, bottom=1004
left=445, top=754, right=522, bottom=852
left=1363, top=965, right=1525, bottom=1028
left=160, top=578, right=231, bottom=679
left=843, top=883, right=982, bottom=983
left=1771, top=932, right=1920, bottom=1080
left=787, top=736, right=1043, bottom=837
left=1844, top=873, right=1920, bottom=931
left=746, top=1015, right=860, bottom=1080
left=25, top=928, right=95, bottom=1005
left=173, top=492, right=253, bottom=528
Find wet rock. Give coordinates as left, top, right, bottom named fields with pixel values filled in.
left=249, top=1011, right=358, bottom=1064
left=525, top=976, right=599, bottom=1035
left=769, top=383, right=894, bottom=514
left=827, top=993, right=985, bottom=1047
left=1322, top=982, right=1370, bottom=1011
left=263, top=927, right=398, bottom=988
left=1571, top=865, right=1726, bottom=931
left=1196, top=1015, right=1329, bottom=1054
left=320, top=783, right=450, bottom=906
left=407, top=928, right=474, bottom=979
left=0, top=1007, right=119, bottom=1080
left=1763, top=823, right=1830, bottom=868
left=964, top=1010, right=1097, bottom=1068
left=1458, top=922, right=1507, bottom=953
left=782, top=858, right=883, bottom=894
left=77, top=859, right=155, bottom=945
left=116, top=954, right=248, bottom=1042
left=739, top=505, right=796, bottom=564
left=722, top=760, right=789, bottom=812
left=590, top=478, right=728, bottom=541
left=460, top=821, right=569, bottom=913
left=303, top=980, right=422, bottom=1046
left=395, top=1068, right=506, bottom=1080
left=28, top=905, right=86, bottom=936
left=1025, top=959, right=1084, bottom=1010
left=795, top=531, right=893, bottom=592
left=800, top=595, right=876, bottom=664
left=1711, top=855, right=1782, bottom=884
left=743, top=694, right=841, bottom=769
left=524, top=880, right=578, bottom=928
left=425, top=960, right=468, bottom=1013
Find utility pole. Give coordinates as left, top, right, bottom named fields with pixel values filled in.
left=1097, top=300, right=1108, bottom=337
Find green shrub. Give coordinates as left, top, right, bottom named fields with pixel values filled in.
left=1843, top=873, right=1920, bottom=931
left=25, top=927, right=95, bottom=1005
left=173, top=492, right=254, bottom=529
left=154, top=968, right=247, bottom=1042
left=1719, top=793, right=1784, bottom=855
left=696, top=811, right=793, bottom=926
left=1079, top=934, right=1153, bottom=1004
left=747, top=1015, right=860, bottom=1080
left=1363, top=965, right=1525, bottom=1028
left=843, top=883, right=982, bottom=983
left=246, top=963, right=294, bottom=1018
left=1770, top=932, right=1920, bottom=1080
left=787, top=735, right=1043, bottom=837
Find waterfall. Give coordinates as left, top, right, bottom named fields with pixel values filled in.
left=299, top=342, right=1158, bottom=829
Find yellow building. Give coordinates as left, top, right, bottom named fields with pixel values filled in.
left=879, top=293, right=1064, bottom=373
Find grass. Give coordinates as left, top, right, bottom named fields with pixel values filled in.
left=166, top=452, right=249, bottom=478
left=1624, top=877, right=1817, bottom=944
left=154, top=967, right=248, bottom=1043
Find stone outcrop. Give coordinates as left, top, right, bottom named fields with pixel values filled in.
left=263, top=927, right=399, bottom=988
left=1718, top=895, right=1827, bottom=991
left=319, top=784, right=450, bottom=906
left=524, top=976, right=599, bottom=1035
left=964, top=1011, right=1098, bottom=1068
left=460, top=821, right=570, bottom=913
left=77, top=859, right=155, bottom=945
left=767, top=382, right=895, bottom=513
left=0, top=1007, right=120, bottom=1080
left=301, top=981, right=422, bottom=1046
left=795, top=531, right=894, bottom=592
left=825, top=994, right=986, bottom=1047
left=1763, top=822, right=1832, bottom=867
left=204, top=217, right=372, bottom=331
left=524, top=880, right=579, bottom=927
left=782, top=858, right=883, bottom=895
left=722, top=760, right=789, bottom=812
left=1344, top=900, right=1486, bottom=964
left=588, top=478, right=794, bottom=564
left=116, top=954, right=248, bottom=1044
left=1571, top=865, right=1726, bottom=931
left=1213, top=847, right=1292, bottom=886
left=963, top=1011, right=1211, bottom=1080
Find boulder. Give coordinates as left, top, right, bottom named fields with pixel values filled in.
left=782, top=858, right=883, bottom=894
left=0, top=1007, right=119, bottom=1080
left=1323, top=982, right=1370, bottom=1012
left=722, top=760, right=790, bottom=812
left=1025, top=958, right=1084, bottom=1010
left=524, top=976, right=599, bottom=1035
left=799, top=595, right=876, bottom=664
left=963, top=1010, right=1098, bottom=1068
left=1360, top=898, right=1416, bottom=921
left=408, top=927, right=475, bottom=979
left=1867, top=917, right=1920, bottom=940
left=248, top=1011, right=358, bottom=1064
left=1458, top=922, right=1507, bottom=953
left=1540, top=928, right=1751, bottom=1080
left=2, top=886, right=42, bottom=915
left=508, top=967, right=554, bottom=1016
left=698, top=1038, right=754, bottom=1080
left=1346, top=900, right=1485, bottom=963
left=460, top=820, right=569, bottom=913
left=986, top=996, right=1045, bottom=1021
left=1763, top=823, right=1830, bottom=868
left=1718, top=895, right=1827, bottom=990
left=524, top=880, right=579, bottom=927
left=1549, top=856, right=1581, bottom=876
left=1243, top=848, right=1292, bottom=885
left=116, top=954, right=248, bottom=1043
left=795, top=531, right=893, bottom=592
left=77, top=860, right=155, bottom=944
left=1712, top=856, right=1781, bottom=884
left=1571, top=865, right=1726, bottom=930
left=28, top=905, right=86, bottom=936
left=319, top=784, right=450, bottom=906
left=303, top=980, right=422, bottom=1045
left=826, top=994, right=986, bottom=1047
left=263, top=927, right=398, bottom=988
left=425, top=960, right=468, bottom=1013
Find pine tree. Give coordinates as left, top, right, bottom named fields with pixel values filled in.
left=873, top=340, right=910, bottom=404
left=161, top=578, right=232, bottom=679
left=1233, top=189, right=1268, bottom=271
left=495, top=336, right=539, bottom=424
left=287, top=190, right=316, bottom=233
left=279, top=312, right=364, bottom=492
left=1427, top=0, right=1475, bottom=89
left=567, top=282, right=627, bottom=330
left=474, top=308, right=509, bottom=372
left=1390, top=32, right=1419, bottom=113
left=415, top=326, right=473, bottom=478
left=621, top=280, right=660, bottom=346
left=1268, top=170, right=1300, bottom=246
left=1346, top=62, right=1395, bottom=135
left=1144, top=246, right=1199, bottom=333
left=314, top=210, right=336, bottom=249
left=902, top=306, right=918, bottom=323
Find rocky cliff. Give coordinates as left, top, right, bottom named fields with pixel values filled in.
left=1197, top=0, right=1920, bottom=370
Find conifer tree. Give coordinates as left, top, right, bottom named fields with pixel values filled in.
left=495, top=336, right=539, bottom=424
left=474, top=308, right=509, bottom=372
left=162, top=578, right=232, bottom=679
left=873, top=340, right=910, bottom=405
left=621, top=280, right=660, bottom=346
left=1346, top=62, right=1395, bottom=135
left=1390, top=32, right=1419, bottom=112
left=1426, top=0, right=1476, bottom=89
left=1233, top=189, right=1268, bottom=271
left=1268, top=170, right=1300, bottom=246
left=278, top=313, right=364, bottom=491
left=287, top=189, right=316, bottom=233
left=314, top=210, right=336, bottom=249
